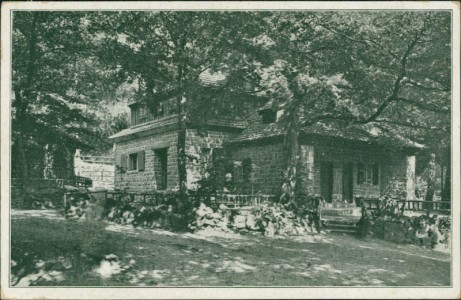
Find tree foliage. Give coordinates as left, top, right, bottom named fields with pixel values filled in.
left=248, top=11, right=451, bottom=198
left=12, top=11, right=127, bottom=179
left=12, top=11, right=451, bottom=201
left=86, top=11, right=270, bottom=193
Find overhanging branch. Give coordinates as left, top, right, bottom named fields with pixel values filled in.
left=396, top=97, right=450, bottom=114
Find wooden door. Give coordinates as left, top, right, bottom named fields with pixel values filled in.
left=320, top=162, right=334, bottom=203
left=342, top=162, right=354, bottom=203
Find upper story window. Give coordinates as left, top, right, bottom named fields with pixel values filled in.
left=138, top=106, right=148, bottom=123
left=259, top=109, right=277, bottom=124
left=130, top=99, right=178, bottom=126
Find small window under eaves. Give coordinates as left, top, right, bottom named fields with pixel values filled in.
left=259, top=109, right=277, bottom=124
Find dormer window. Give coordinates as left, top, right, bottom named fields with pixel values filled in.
left=129, top=103, right=150, bottom=126
left=138, top=106, right=148, bottom=123
left=259, top=109, right=277, bottom=124
left=128, top=98, right=178, bottom=126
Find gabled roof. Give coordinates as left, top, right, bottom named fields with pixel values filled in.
left=204, top=117, right=248, bottom=129
left=228, top=118, right=425, bottom=150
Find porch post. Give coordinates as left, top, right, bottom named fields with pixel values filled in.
left=406, top=155, right=416, bottom=200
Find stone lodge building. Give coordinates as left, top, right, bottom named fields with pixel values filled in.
left=109, top=99, right=423, bottom=206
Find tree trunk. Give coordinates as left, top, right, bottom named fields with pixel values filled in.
left=176, top=59, right=188, bottom=199
left=16, top=131, right=29, bottom=184
left=177, top=95, right=187, bottom=195
left=424, top=154, right=436, bottom=209
left=43, top=144, right=54, bottom=179
left=281, top=100, right=301, bottom=208
left=173, top=29, right=189, bottom=201
left=63, top=145, right=75, bottom=180
left=13, top=13, right=40, bottom=186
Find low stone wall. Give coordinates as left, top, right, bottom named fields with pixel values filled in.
left=74, top=151, right=115, bottom=190
left=12, top=186, right=65, bottom=209
left=372, top=219, right=415, bottom=244
left=189, top=203, right=321, bottom=236
left=364, top=215, right=451, bottom=248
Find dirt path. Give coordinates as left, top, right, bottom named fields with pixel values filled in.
left=10, top=209, right=451, bottom=286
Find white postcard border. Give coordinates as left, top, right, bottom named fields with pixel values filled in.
left=1, top=2, right=459, bottom=299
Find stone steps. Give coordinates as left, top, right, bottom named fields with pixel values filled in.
left=322, top=223, right=359, bottom=234
left=321, top=209, right=361, bottom=234
left=321, top=207, right=362, bottom=217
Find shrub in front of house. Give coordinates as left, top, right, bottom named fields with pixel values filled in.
left=99, top=191, right=194, bottom=231
left=359, top=196, right=451, bottom=248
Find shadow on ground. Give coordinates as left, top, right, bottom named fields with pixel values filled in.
left=10, top=209, right=451, bottom=286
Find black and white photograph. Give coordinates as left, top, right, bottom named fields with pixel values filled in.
left=1, top=1, right=459, bottom=299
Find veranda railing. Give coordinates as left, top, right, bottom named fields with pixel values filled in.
left=81, top=191, right=276, bottom=208
left=361, top=198, right=451, bottom=215
left=12, top=176, right=92, bottom=189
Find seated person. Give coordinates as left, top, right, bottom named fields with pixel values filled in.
left=223, top=173, right=236, bottom=193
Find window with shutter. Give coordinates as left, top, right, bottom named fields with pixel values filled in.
left=131, top=110, right=136, bottom=126
left=138, top=151, right=145, bottom=171
left=138, top=106, right=148, bottom=123
left=129, top=153, right=138, bottom=171
left=120, top=154, right=127, bottom=173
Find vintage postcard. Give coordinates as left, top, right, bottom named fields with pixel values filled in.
left=1, top=1, right=460, bottom=299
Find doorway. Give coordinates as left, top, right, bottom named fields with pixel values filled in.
left=320, top=162, right=334, bottom=203
left=154, top=148, right=168, bottom=190
left=342, top=162, right=354, bottom=204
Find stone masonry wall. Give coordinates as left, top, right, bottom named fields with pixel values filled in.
left=114, top=131, right=178, bottom=192
left=228, top=141, right=412, bottom=200
left=380, top=153, right=411, bottom=200
left=114, top=128, right=240, bottom=192
left=228, top=141, right=285, bottom=195
left=74, top=151, right=115, bottom=190
left=185, top=129, right=239, bottom=190
left=313, top=144, right=411, bottom=202
left=114, top=128, right=413, bottom=200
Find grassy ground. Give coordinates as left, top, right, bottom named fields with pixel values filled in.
left=10, top=209, right=451, bottom=286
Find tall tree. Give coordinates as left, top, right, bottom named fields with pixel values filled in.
left=89, top=12, right=268, bottom=196
left=254, top=11, right=450, bottom=198
left=12, top=11, right=122, bottom=182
